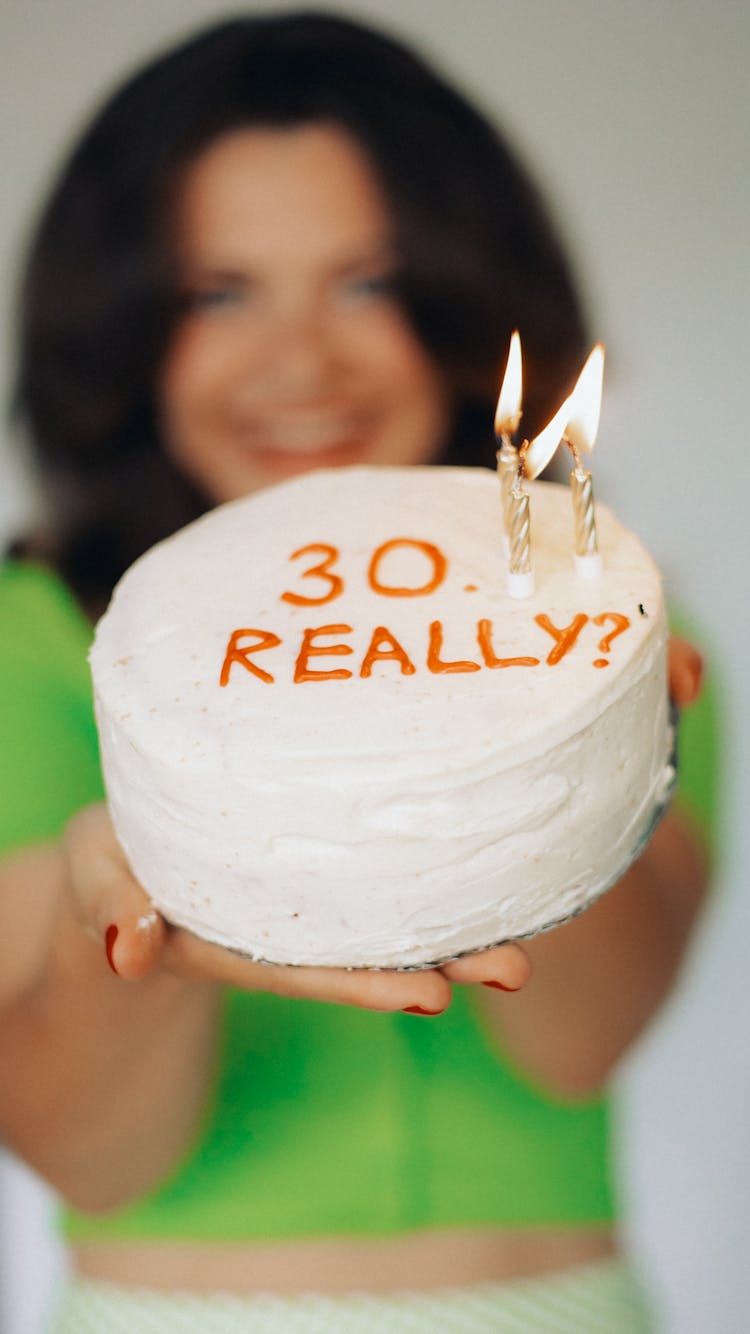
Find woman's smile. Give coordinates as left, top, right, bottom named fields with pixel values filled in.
left=216, top=407, right=378, bottom=477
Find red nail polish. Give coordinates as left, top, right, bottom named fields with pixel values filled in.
left=482, top=980, right=520, bottom=992
left=402, top=1005, right=443, bottom=1015
left=687, top=660, right=703, bottom=694
left=105, top=924, right=119, bottom=975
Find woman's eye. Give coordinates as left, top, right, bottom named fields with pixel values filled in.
left=185, top=283, right=247, bottom=312
left=342, top=272, right=396, bottom=301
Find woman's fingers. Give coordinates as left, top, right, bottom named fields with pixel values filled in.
left=62, top=809, right=451, bottom=1008
left=164, top=928, right=453, bottom=1012
left=440, top=942, right=532, bottom=992
left=668, top=636, right=704, bottom=709
left=62, top=803, right=167, bottom=980
left=62, top=803, right=530, bottom=1011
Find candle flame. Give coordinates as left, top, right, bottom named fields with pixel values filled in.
left=494, top=331, right=523, bottom=436
left=521, top=342, right=606, bottom=478
left=564, top=344, right=605, bottom=457
left=522, top=393, right=572, bottom=480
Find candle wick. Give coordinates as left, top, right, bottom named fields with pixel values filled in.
left=512, top=444, right=528, bottom=495
left=496, top=424, right=519, bottom=452
left=566, top=437, right=585, bottom=476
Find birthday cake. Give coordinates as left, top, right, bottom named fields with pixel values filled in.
left=90, top=465, right=674, bottom=968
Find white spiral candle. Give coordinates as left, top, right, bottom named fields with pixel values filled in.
left=497, top=439, right=518, bottom=550
left=569, top=463, right=602, bottom=579
left=507, top=482, right=534, bottom=598
left=571, top=466, right=597, bottom=557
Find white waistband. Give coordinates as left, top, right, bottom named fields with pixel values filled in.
left=48, top=1256, right=655, bottom=1332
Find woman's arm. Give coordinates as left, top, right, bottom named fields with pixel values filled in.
left=0, top=809, right=529, bottom=1212
left=0, top=839, right=221, bottom=1212
left=473, top=808, right=708, bottom=1097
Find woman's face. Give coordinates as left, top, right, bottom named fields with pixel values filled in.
left=160, top=124, right=449, bottom=503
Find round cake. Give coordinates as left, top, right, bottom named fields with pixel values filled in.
left=90, top=466, right=675, bottom=968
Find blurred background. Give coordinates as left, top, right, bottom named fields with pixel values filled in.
left=0, top=2, right=747, bottom=1330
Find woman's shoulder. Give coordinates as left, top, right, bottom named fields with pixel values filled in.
left=0, top=558, right=94, bottom=676
left=0, top=559, right=103, bottom=853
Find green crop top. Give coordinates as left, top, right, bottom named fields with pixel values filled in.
left=0, top=560, right=718, bottom=1240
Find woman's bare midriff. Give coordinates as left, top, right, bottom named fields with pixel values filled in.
left=73, top=1225, right=617, bottom=1293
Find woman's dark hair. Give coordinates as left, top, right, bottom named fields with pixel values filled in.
left=14, top=10, right=587, bottom=613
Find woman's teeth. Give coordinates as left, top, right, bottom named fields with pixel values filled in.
left=249, top=416, right=360, bottom=453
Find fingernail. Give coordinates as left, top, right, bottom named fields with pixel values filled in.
left=402, top=1005, right=443, bottom=1016
left=134, top=910, right=161, bottom=941
left=482, top=980, right=521, bottom=992
left=677, top=649, right=703, bottom=702
left=105, top=924, right=119, bottom=975
left=687, top=655, right=703, bottom=692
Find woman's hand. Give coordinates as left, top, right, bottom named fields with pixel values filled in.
left=63, top=803, right=530, bottom=1014
left=668, top=635, right=703, bottom=708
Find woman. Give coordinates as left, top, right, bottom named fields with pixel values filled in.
left=0, top=14, right=711, bottom=1332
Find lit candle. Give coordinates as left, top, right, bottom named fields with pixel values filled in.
left=570, top=467, right=597, bottom=561
left=506, top=392, right=572, bottom=598
left=521, top=391, right=573, bottom=481
left=563, top=345, right=605, bottom=579
left=494, top=332, right=523, bottom=552
left=506, top=473, right=534, bottom=598
left=522, top=344, right=606, bottom=580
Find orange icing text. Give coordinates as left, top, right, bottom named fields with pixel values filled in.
left=218, top=538, right=634, bottom=685
left=282, top=537, right=447, bottom=607
left=220, top=613, right=632, bottom=686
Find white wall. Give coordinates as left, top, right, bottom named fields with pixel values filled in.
left=1, top=2, right=748, bottom=1331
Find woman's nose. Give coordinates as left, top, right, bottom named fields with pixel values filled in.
left=260, top=300, right=337, bottom=397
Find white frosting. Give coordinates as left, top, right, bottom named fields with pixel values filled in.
left=90, top=467, right=673, bottom=968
